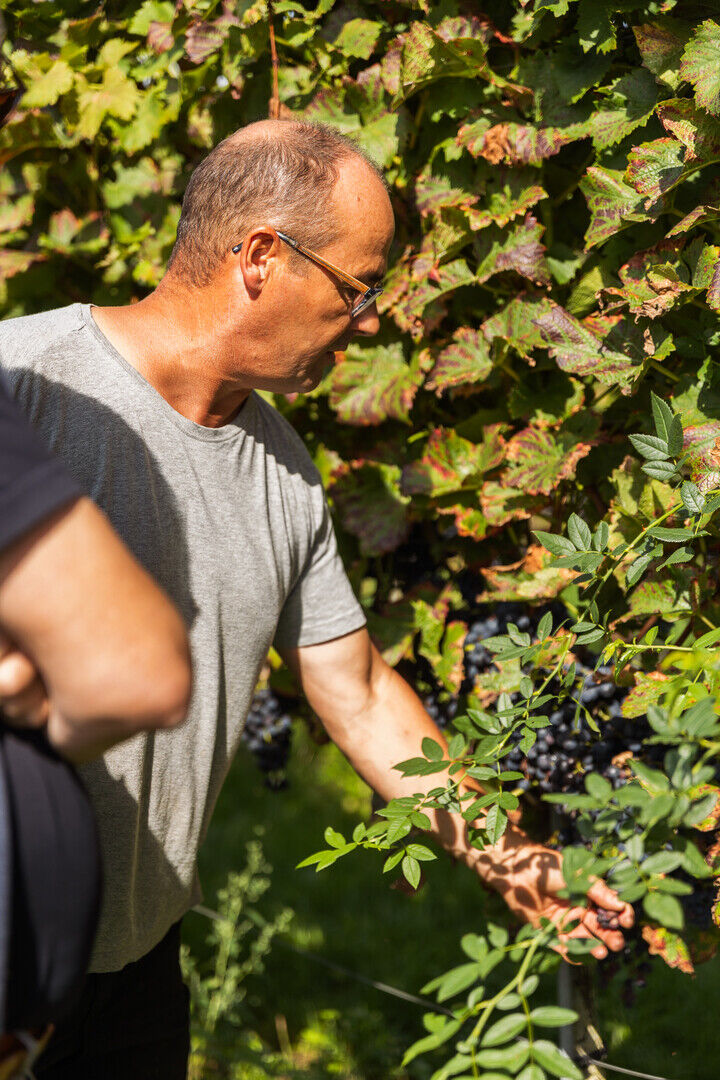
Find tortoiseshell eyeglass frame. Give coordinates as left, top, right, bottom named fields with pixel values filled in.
left=232, top=230, right=384, bottom=319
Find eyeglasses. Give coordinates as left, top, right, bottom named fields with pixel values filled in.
left=232, top=230, right=384, bottom=319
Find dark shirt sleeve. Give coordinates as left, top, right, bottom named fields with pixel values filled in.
left=0, top=374, right=81, bottom=553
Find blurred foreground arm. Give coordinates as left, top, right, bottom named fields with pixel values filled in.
left=0, top=496, right=192, bottom=762
left=281, top=626, right=633, bottom=959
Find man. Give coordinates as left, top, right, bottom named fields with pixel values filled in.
left=0, top=120, right=631, bottom=1078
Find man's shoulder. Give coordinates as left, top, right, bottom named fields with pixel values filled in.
left=0, top=304, right=86, bottom=375
left=251, top=392, right=321, bottom=487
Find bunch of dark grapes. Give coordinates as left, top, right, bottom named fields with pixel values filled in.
left=241, top=688, right=292, bottom=790
left=459, top=603, right=653, bottom=796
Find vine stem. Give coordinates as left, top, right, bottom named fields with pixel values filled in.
left=267, top=0, right=280, bottom=119
left=466, top=929, right=548, bottom=1044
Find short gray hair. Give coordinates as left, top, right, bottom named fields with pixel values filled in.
left=167, top=120, right=386, bottom=287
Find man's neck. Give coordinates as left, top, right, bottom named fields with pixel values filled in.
left=91, top=289, right=251, bottom=429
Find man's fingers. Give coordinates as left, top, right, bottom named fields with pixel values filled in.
left=558, top=905, right=623, bottom=956
left=0, top=673, right=49, bottom=727
left=587, top=879, right=634, bottom=928
left=0, top=649, right=39, bottom=697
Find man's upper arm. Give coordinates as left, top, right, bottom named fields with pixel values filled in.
left=0, top=373, right=81, bottom=552
left=278, top=627, right=385, bottom=729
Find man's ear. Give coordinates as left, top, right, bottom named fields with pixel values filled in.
left=236, top=228, right=279, bottom=294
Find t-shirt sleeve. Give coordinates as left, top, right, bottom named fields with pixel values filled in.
left=0, top=373, right=82, bottom=552
left=273, top=492, right=367, bottom=650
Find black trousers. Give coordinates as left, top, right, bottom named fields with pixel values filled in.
left=34, top=922, right=190, bottom=1080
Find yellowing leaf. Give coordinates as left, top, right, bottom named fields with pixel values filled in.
left=21, top=59, right=74, bottom=108
left=76, top=69, right=139, bottom=139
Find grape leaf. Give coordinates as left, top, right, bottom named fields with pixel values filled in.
left=579, top=165, right=661, bottom=250
left=467, top=168, right=547, bottom=231
left=656, top=99, right=720, bottom=162
left=461, top=120, right=587, bottom=165
left=327, top=343, right=423, bottom=426
left=533, top=303, right=638, bottom=388
left=503, top=426, right=593, bottom=495
left=586, top=69, right=658, bottom=151
left=680, top=19, right=720, bottom=117
left=401, top=426, right=505, bottom=497
left=625, top=138, right=689, bottom=204
left=426, top=328, right=493, bottom=395
left=330, top=462, right=411, bottom=556
left=634, top=18, right=692, bottom=89
left=475, top=214, right=550, bottom=286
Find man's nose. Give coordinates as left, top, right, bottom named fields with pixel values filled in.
left=351, top=304, right=380, bottom=336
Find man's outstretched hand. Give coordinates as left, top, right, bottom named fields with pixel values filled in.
left=476, top=827, right=633, bottom=959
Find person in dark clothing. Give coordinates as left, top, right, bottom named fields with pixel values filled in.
left=0, top=373, right=192, bottom=1077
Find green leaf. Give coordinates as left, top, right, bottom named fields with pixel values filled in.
left=650, top=526, right=706, bottom=543
left=530, top=1006, right=578, bottom=1028
left=405, top=843, right=436, bottom=862
left=475, top=1041, right=530, bottom=1072
left=567, top=513, right=592, bottom=550
left=641, top=851, right=683, bottom=874
left=534, top=531, right=577, bottom=557
left=422, top=737, right=445, bottom=761
left=628, top=433, right=670, bottom=461
left=680, top=20, right=720, bottom=117
left=436, top=961, right=482, bottom=1003
left=333, top=19, right=383, bottom=60
left=632, top=759, right=670, bottom=792
left=383, top=850, right=404, bottom=873
left=483, top=1012, right=527, bottom=1046
left=681, top=480, right=705, bottom=514
left=586, top=773, right=612, bottom=800
left=532, top=1040, right=583, bottom=1080
left=485, top=804, right=508, bottom=845
left=401, top=1018, right=463, bottom=1066
left=586, top=69, right=658, bottom=151
left=324, top=827, right=346, bottom=849
left=128, top=0, right=175, bottom=35
left=21, top=58, right=74, bottom=109
left=642, top=461, right=677, bottom=482
left=651, top=392, right=675, bottom=443
left=518, top=1067, right=546, bottom=1080
left=402, top=855, right=421, bottom=890
left=643, top=890, right=684, bottom=929
left=626, top=553, right=654, bottom=587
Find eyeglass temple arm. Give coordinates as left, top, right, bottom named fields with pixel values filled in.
left=232, top=232, right=371, bottom=295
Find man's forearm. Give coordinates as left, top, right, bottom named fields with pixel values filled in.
left=320, top=656, right=523, bottom=882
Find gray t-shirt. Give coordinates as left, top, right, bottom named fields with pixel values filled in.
left=0, top=303, right=366, bottom=972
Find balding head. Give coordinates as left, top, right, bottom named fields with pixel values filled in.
left=167, top=120, right=390, bottom=288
